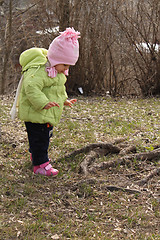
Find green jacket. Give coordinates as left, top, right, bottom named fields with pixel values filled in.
left=18, top=48, right=68, bottom=126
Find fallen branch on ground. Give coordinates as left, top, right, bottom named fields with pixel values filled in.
left=101, top=185, right=141, bottom=194
left=71, top=178, right=141, bottom=194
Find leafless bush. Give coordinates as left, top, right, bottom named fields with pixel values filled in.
left=111, top=0, right=160, bottom=96
left=69, top=0, right=160, bottom=96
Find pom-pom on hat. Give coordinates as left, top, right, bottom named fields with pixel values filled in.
left=47, top=27, right=80, bottom=67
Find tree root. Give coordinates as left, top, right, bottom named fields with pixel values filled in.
left=89, top=158, right=125, bottom=173
left=89, top=148, right=160, bottom=173
left=124, top=148, right=160, bottom=161
left=62, top=142, right=120, bottom=160
left=79, top=151, right=99, bottom=176
left=62, top=142, right=160, bottom=193
left=136, top=167, right=160, bottom=186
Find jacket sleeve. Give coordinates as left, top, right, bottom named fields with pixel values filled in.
left=23, top=69, right=49, bottom=110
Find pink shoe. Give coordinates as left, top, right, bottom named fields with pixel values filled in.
left=33, top=161, right=59, bottom=176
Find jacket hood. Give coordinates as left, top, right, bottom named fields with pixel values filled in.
left=19, top=47, right=48, bottom=72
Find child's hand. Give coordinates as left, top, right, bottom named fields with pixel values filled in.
left=64, top=99, right=77, bottom=107
left=44, top=102, right=60, bottom=109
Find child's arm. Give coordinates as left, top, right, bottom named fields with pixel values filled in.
left=44, top=102, right=60, bottom=109
left=64, top=99, right=77, bottom=107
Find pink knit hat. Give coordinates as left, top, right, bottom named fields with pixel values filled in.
left=47, top=27, right=80, bottom=67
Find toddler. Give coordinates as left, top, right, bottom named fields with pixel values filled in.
left=13, top=27, right=80, bottom=176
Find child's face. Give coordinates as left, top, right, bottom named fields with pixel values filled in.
left=55, top=64, right=70, bottom=74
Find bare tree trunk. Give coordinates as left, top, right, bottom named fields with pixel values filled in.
left=1, top=0, right=12, bottom=94
left=58, top=0, right=70, bottom=31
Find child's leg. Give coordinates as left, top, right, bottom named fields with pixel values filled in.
left=25, top=122, right=52, bottom=166
left=25, top=122, right=58, bottom=176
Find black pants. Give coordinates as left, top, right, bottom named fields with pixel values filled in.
left=25, top=122, right=53, bottom=166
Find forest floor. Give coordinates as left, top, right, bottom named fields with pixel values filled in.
left=0, top=95, right=160, bottom=240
